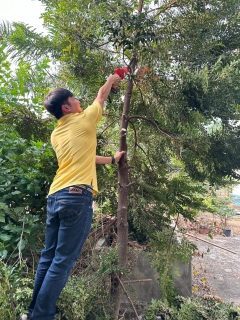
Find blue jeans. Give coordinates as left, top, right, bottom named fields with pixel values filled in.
left=28, top=186, right=93, bottom=320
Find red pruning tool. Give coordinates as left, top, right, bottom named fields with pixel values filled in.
left=111, top=67, right=130, bottom=94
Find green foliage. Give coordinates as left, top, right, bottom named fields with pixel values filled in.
left=0, top=41, right=54, bottom=142
left=0, top=125, right=56, bottom=259
left=1, top=1, right=240, bottom=312
left=143, top=296, right=240, bottom=320
left=148, top=229, right=196, bottom=302
left=212, top=198, right=234, bottom=219
left=95, top=116, right=122, bottom=214
left=6, top=22, right=56, bottom=61
left=0, top=260, right=33, bottom=320
left=57, top=247, right=122, bottom=320
left=127, top=153, right=210, bottom=242
left=2, top=0, right=240, bottom=208
left=0, top=39, right=57, bottom=260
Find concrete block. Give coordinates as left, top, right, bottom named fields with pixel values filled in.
left=122, top=250, right=191, bottom=305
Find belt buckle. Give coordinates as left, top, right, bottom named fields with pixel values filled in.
left=69, top=186, right=83, bottom=194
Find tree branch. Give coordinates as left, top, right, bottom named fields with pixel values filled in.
left=126, top=181, right=137, bottom=188
left=98, top=118, right=120, bottom=137
left=127, top=119, right=138, bottom=149
left=96, top=41, right=111, bottom=48
left=138, top=0, right=144, bottom=14
left=98, top=47, right=118, bottom=54
left=146, top=0, right=178, bottom=19
left=133, top=77, right=147, bottom=109
left=127, top=118, right=156, bottom=171
left=114, top=273, right=139, bottom=319
left=128, top=115, right=177, bottom=140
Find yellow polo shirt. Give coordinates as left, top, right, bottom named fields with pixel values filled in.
left=48, top=102, right=102, bottom=196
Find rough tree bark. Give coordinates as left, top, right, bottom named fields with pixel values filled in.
left=113, top=56, right=137, bottom=319
left=114, top=0, right=143, bottom=320
left=113, top=1, right=143, bottom=317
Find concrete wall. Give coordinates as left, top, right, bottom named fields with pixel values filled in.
left=122, top=250, right=192, bottom=305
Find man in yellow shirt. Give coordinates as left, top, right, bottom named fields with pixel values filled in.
left=22, top=74, right=124, bottom=320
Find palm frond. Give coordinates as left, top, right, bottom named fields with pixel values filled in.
left=0, top=20, right=13, bottom=37
left=1, top=21, right=58, bottom=62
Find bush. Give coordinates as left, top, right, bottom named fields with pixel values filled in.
left=0, top=260, right=33, bottom=320
left=57, top=247, right=123, bottom=320
left=143, top=296, right=240, bottom=320
left=0, top=125, right=56, bottom=260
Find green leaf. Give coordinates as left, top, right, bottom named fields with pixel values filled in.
left=13, top=207, right=25, bottom=214
left=208, top=233, right=213, bottom=240
left=0, top=234, right=12, bottom=242
left=18, top=238, right=28, bottom=251
left=0, top=211, right=5, bottom=223
left=11, top=190, right=21, bottom=195
left=0, top=202, right=8, bottom=210
left=0, top=249, right=8, bottom=259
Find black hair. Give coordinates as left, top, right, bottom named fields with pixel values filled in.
left=44, top=88, right=73, bottom=119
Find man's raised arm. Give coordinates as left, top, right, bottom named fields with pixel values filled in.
left=94, top=74, right=121, bottom=108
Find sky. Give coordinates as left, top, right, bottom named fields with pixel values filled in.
left=232, top=185, right=240, bottom=196
left=0, top=0, right=46, bottom=33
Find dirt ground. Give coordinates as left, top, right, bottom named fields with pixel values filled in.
left=177, top=206, right=240, bottom=306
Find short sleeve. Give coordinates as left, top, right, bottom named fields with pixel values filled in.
left=84, top=102, right=102, bottom=125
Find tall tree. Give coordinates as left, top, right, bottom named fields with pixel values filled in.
left=1, top=0, right=240, bottom=316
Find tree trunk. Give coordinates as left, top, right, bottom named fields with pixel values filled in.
left=113, top=56, right=137, bottom=319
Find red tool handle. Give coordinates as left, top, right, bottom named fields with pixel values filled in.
left=111, top=67, right=130, bottom=94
